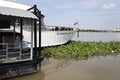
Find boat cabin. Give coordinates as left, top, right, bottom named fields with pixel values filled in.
left=0, top=31, right=21, bottom=47
left=0, top=6, right=39, bottom=63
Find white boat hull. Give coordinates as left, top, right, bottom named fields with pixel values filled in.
left=41, top=31, right=76, bottom=47
left=22, top=30, right=76, bottom=47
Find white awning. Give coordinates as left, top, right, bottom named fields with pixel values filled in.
left=0, top=6, right=38, bottom=19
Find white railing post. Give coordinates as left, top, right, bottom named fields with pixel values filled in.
left=6, top=43, right=8, bottom=61
left=31, top=19, right=34, bottom=60
left=19, top=43, right=22, bottom=60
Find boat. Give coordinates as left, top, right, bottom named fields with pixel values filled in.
left=15, top=26, right=77, bottom=47
left=0, top=0, right=77, bottom=47
left=0, top=1, right=77, bottom=79
left=41, top=26, right=76, bottom=47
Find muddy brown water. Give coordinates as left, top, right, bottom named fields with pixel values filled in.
left=10, top=54, right=120, bottom=80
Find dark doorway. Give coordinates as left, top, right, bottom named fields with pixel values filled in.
left=0, top=34, right=2, bottom=48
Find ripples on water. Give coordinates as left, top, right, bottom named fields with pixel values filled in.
left=11, top=55, right=120, bottom=80
left=44, top=55, right=120, bottom=80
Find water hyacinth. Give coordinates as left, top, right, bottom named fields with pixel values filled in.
left=41, top=41, right=120, bottom=59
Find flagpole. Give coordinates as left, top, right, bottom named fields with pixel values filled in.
left=73, top=21, right=79, bottom=37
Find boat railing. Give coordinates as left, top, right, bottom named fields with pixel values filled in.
left=0, top=42, right=31, bottom=63
left=45, top=25, right=74, bottom=31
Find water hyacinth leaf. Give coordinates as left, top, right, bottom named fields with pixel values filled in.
left=41, top=41, right=120, bottom=59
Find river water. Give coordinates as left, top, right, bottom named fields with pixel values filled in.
left=11, top=32, right=120, bottom=80
left=72, top=32, right=120, bottom=42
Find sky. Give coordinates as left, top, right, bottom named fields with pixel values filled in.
left=1, top=0, right=120, bottom=30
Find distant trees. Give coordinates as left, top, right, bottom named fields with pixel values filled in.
left=78, top=29, right=109, bottom=32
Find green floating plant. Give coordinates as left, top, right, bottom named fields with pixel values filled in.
left=41, top=41, right=120, bottom=59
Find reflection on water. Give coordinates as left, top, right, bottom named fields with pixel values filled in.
left=41, top=58, right=73, bottom=76
left=11, top=55, right=120, bottom=80
left=10, top=70, right=45, bottom=80
left=10, top=58, right=72, bottom=80
left=45, top=55, right=120, bottom=80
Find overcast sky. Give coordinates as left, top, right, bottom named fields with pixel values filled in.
left=3, top=0, right=120, bottom=30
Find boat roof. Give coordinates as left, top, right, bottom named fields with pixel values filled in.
left=0, top=0, right=30, bottom=10
left=0, top=6, right=38, bottom=19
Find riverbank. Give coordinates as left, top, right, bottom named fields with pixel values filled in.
left=41, top=41, right=120, bottom=59
left=78, top=29, right=120, bottom=32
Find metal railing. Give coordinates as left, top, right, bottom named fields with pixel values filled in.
left=0, top=42, right=31, bottom=63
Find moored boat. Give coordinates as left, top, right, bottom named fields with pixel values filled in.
left=0, top=0, right=77, bottom=47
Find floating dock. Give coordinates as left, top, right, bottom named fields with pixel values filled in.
left=0, top=5, right=42, bottom=79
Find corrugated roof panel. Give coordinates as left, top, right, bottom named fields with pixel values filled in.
left=0, top=6, right=38, bottom=19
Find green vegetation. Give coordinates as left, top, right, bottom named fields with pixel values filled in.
left=78, top=29, right=120, bottom=32
left=41, top=41, right=120, bottom=59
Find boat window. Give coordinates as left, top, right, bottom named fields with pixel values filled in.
left=0, top=21, right=10, bottom=29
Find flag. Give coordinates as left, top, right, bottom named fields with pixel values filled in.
left=73, top=21, right=79, bottom=26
